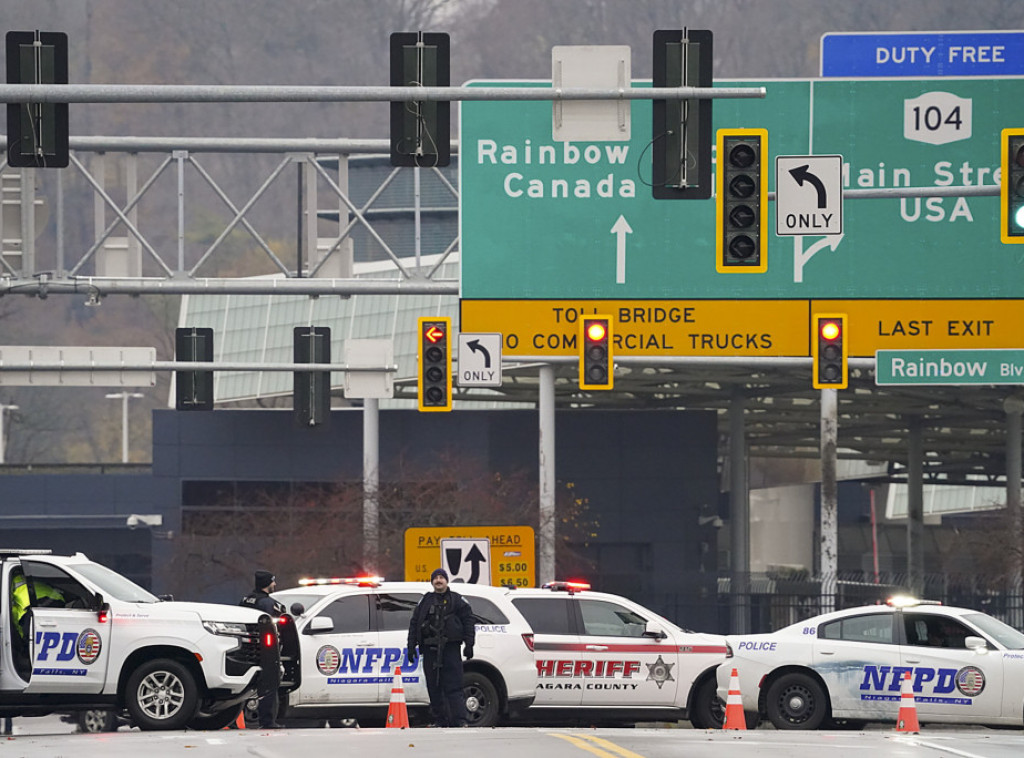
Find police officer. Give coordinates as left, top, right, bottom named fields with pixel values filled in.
left=240, top=570, right=286, bottom=729
left=407, top=568, right=475, bottom=727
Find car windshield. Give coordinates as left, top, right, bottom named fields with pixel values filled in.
left=70, top=561, right=159, bottom=603
left=963, top=612, right=1024, bottom=649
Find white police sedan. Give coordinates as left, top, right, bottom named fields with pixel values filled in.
left=716, top=596, right=1024, bottom=729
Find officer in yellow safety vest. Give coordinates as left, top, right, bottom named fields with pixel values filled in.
left=11, top=573, right=64, bottom=637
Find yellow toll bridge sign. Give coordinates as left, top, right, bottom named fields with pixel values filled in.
left=404, top=526, right=536, bottom=587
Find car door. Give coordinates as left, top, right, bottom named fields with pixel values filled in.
left=511, top=596, right=583, bottom=706
left=900, top=612, right=1004, bottom=721
left=19, top=561, right=111, bottom=694
left=374, top=592, right=426, bottom=704
left=812, top=611, right=901, bottom=719
left=574, top=598, right=677, bottom=707
left=294, top=592, right=379, bottom=705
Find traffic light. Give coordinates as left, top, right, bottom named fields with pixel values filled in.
left=175, top=327, right=214, bottom=411
left=294, top=326, right=331, bottom=427
left=716, top=128, right=767, bottom=272
left=651, top=29, right=713, bottom=199
left=1001, top=128, right=1024, bottom=244
left=812, top=314, right=847, bottom=390
left=579, top=316, right=613, bottom=391
left=390, top=32, right=450, bottom=167
left=5, top=31, right=69, bottom=168
left=418, top=317, right=452, bottom=411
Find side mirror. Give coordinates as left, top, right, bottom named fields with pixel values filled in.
left=158, top=594, right=174, bottom=601
left=965, top=635, right=988, bottom=653
left=306, top=616, right=334, bottom=634
left=644, top=621, right=668, bottom=640
left=97, top=595, right=110, bottom=624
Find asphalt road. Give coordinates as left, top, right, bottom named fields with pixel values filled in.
left=2, top=722, right=1022, bottom=758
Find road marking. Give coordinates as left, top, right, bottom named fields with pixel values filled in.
left=548, top=732, right=645, bottom=758
left=896, top=736, right=993, bottom=758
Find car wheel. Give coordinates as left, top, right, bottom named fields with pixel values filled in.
left=463, top=671, right=500, bottom=727
left=77, top=709, right=118, bottom=733
left=125, top=658, right=200, bottom=731
left=187, top=704, right=243, bottom=731
left=765, top=673, right=829, bottom=730
left=689, top=677, right=724, bottom=729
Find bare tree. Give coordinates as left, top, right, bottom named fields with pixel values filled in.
left=161, top=451, right=596, bottom=601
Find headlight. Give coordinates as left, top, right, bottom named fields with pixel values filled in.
left=203, top=620, right=250, bottom=637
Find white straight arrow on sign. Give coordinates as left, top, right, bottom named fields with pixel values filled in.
left=611, top=215, right=632, bottom=284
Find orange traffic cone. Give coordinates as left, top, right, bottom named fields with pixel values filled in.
left=222, top=707, right=247, bottom=730
left=386, top=667, right=410, bottom=729
left=895, top=671, right=920, bottom=733
left=722, top=668, right=747, bottom=730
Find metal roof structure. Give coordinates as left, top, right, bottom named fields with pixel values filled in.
left=177, top=250, right=1021, bottom=486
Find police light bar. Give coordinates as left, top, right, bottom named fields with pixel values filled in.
left=542, top=580, right=591, bottom=594
left=886, top=595, right=941, bottom=608
left=298, top=576, right=384, bottom=587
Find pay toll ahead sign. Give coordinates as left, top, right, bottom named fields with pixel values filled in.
left=405, top=526, right=536, bottom=588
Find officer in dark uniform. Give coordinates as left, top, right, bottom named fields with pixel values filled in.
left=240, top=570, right=286, bottom=729
left=407, top=568, right=475, bottom=727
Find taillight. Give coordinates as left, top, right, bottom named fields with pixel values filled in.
left=263, top=632, right=276, bottom=648
left=522, top=633, right=535, bottom=652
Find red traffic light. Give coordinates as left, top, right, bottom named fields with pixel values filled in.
left=820, top=319, right=841, bottom=342
left=424, top=324, right=445, bottom=343
left=585, top=321, right=607, bottom=343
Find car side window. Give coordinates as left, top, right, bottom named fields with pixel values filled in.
left=904, top=613, right=972, bottom=649
left=376, top=593, right=420, bottom=632
left=819, top=614, right=893, bottom=644
left=21, top=561, right=94, bottom=609
left=578, top=599, right=647, bottom=638
left=512, top=597, right=574, bottom=634
left=316, top=594, right=370, bottom=634
left=466, top=597, right=510, bottom=625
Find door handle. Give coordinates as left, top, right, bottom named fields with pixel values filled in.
left=818, top=650, right=834, bottom=655
left=37, top=621, right=58, bottom=628
left=585, top=645, right=608, bottom=651
left=905, top=658, right=921, bottom=664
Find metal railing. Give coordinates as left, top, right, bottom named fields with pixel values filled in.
left=654, top=571, right=1024, bottom=635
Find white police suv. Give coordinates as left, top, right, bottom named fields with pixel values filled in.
left=1, top=550, right=272, bottom=731
left=271, top=578, right=536, bottom=727
left=716, top=596, right=1024, bottom=729
left=507, top=581, right=728, bottom=728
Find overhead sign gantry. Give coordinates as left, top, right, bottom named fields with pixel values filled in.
left=459, top=76, right=1024, bottom=359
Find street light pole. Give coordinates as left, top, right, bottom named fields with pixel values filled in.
left=0, top=403, right=19, bottom=464
left=105, top=392, right=144, bottom=463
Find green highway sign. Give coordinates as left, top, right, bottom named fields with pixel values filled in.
left=875, top=349, right=1024, bottom=385
left=459, top=78, right=1024, bottom=300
